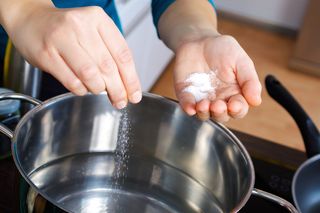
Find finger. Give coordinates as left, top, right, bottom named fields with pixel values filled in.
left=236, top=57, right=262, bottom=106
left=98, top=17, right=142, bottom=103
left=78, top=31, right=128, bottom=109
left=103, top=54, right=128, bottom=109
left=178, top=91, right=197, bottom=116
left=227, top=94, right=249, bottom=119
left=196, top=99, right=210, bottom=121
left=242, top=80, right=262, bottom=106
left=45, top=49, right=88, bottom=96
left=57, top=39, right=106, bottom=94
left=210, top=99, right=230, bottom=123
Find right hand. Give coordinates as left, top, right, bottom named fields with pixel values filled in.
left=5, top=2, right=141, bottom=109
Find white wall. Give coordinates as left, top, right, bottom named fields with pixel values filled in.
left=115, top=0, right=173, bottom=91
left=215, top=0, right=309, bottom=30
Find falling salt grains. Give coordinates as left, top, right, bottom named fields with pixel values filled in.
left=114, top=108, right=131, bottom=182
left=182, top=70, right=220, bottom=102
left=113, top=107, right=131, bottom=206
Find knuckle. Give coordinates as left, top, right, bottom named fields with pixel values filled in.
left=44, top=24, right=67, bottom=46
left=67, top=78, right=83, bottom=92
left=91, top=85, right=105, bottom=94
left=125, top=78, right=140, bottom=92
left=86, top=78, right=105, bottom=94
left=35, top=45, right=54, bottom=66
left=44, top=29, right=59, bottom=45
left=117, top=48, right=133, bottom=64
left=78, top=64, right=98, bottom=81
left=111, top=91, right=127, bottom=102
left=100, top=57, right=117, bottom=74
left=35, top=48, right=48, bottom=62
left=63, top=10, right=82, bottom=25
left=41, top=41, right=54, bottom=55
left=64, top=11, right=77, bottom=22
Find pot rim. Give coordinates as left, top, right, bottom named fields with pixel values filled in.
left=10, top=92, right=255, bottom=212
left=213, top=121, right=255, bottom=212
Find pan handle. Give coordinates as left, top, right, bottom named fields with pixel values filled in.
left=252, top=188, right=298, bottom=213
left=265, top=75, right=320, bottom=158
left=0, top=93, right=42, bottom=139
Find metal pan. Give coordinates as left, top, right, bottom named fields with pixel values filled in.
left=0, top=92, right=296, bottom=213
left=266, top=75, right=320, bottom=213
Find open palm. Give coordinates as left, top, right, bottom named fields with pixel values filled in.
left=174, top=35, right=262, bottom=122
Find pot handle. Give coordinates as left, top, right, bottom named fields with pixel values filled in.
left=252, top=188, right=298, bottom=213
left=265, top=75, right=320, bottom=158
left=0, top=93, right=42, bottom=139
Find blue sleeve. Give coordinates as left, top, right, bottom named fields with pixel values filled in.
left=151, top=0, right=216, bottom=30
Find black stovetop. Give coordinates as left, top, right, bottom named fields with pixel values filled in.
left=239, top=156, right=295, bottom=212
left=0, top=130, right=306, bottom=213
left=234, top=130, right=306, bottom=213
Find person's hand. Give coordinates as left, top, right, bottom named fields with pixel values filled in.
left=174, top=34, right=262, bottom=122
left=3, top=2, right=141, bottom=109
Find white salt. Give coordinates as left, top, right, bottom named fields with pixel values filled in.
left=113, top=108, right=131, bottom=206
left=182, top=70, right=219, bottom=102
left=114, top=108, right=130, bottom=181
left=108, top=108, right=131, bottom=212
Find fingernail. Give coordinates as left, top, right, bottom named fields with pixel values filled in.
left=77, top=87, right=88, bottom=96
left=187, top=108, right=196, bottom=116
left=115, top=101, right=127, bottom=109
left=258, top=96, right=262, bottom=104
left=230, top=101, right=242, bottom=113
left=130, top=91, right=142, bottom=103
left=253, top=95, right=262, bottom=106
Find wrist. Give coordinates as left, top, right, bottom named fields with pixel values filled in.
left=0, top=0, right=54, bottom=35
left=172, top=26, right=220, bottom=51
left=157, top=0, right=219, bottom=52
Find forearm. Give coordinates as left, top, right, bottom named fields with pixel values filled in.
left=158, top=0, right=218, bottom=52
left=0, top=0, right=54, bottom=35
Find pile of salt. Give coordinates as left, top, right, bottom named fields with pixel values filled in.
left=182, top=70, right=219, bottom=102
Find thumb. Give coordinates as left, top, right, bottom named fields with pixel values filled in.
left=236, top=58, right=262, bottom=106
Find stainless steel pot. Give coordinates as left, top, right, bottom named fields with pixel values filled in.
left=0, top=92, right=297, bottom=213
left=3, top=40, right=42, bottom=113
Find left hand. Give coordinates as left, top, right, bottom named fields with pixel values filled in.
left=174, top=34, right=262, bottom=122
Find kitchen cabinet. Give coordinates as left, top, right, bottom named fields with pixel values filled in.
left=290, top=0, right=320, bottom=76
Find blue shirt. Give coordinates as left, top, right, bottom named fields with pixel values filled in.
left=0, top=0, right=215, bottom=66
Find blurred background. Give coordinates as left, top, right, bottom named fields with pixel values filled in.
left=115, top=0, right=320, bottom=152
left=1, top=1, right=319, bottom=212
